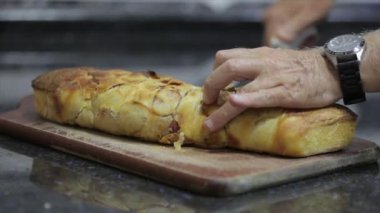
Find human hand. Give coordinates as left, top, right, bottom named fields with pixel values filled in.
left=203, top=47, right=342, bottom=132
left=263, top=0, right=333, bottom=47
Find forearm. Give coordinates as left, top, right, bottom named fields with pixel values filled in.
left=361, top=30, right=380, bottom=92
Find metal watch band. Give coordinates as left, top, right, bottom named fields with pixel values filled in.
left=337, top=56, right=366, bottom=105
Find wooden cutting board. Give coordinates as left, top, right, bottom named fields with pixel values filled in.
left=0, top=96, right=379, bottom=196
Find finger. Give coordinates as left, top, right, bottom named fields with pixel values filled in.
left=213, top=48, right=250, bottom=70
left=213, top=47, right=272, bottom=70
left=204, top=101, right=246, bottom=132
left=276, top=19, right=307, bottom=43
left=276, top=9, right=326, bottom=43
left=203, top=58, right=268, bottom=104
left=263, top=1, right=297, bottom=46
left=263, top=23, right=276, bottom=46
left=263, top=14, right=285, bottom=46
left=229, top=86, right=295, bottom=108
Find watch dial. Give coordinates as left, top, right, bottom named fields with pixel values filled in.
left=327, top=34, right=363, bottom=53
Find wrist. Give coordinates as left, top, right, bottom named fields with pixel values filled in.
left=306, top=47, right=343, bottom=100
left=322, top=34, right=367, bottom=105
left=317, top=48, right=343, bottom=99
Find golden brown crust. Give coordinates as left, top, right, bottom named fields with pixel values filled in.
left=32, top=67, right=357, bottom=157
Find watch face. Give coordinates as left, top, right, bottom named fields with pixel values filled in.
left=326, top=34, right=364, bottom=54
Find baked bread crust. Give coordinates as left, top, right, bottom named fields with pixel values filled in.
left=32, top=67, right=357, bottom=157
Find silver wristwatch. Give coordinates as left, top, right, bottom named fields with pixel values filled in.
left=323, top=34, right=366, bottom=105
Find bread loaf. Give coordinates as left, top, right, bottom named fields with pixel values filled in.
left=32, top=67, right=357, bottom=157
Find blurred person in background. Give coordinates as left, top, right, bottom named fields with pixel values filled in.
left=263, top=0, right=333, bottom=48
left=202, top=0, right=380, bottom=132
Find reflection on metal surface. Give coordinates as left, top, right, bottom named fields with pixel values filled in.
left=28, top=152, right=378, bottom=212
left=30, top=159, right=194, bottom=213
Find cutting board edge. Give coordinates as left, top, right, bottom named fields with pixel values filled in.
left=0, top=115, right=251, bottom=195
left=218, top=145, right=380, bottom=195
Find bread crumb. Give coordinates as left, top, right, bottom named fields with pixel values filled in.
left=173, top=132, right=185, bottom=151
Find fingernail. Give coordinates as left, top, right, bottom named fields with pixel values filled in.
left=277, top=28, right=294, bottom=43
left=204, top=118, right=214, bottom=131
left=230, top=94, right=244, bottom=104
